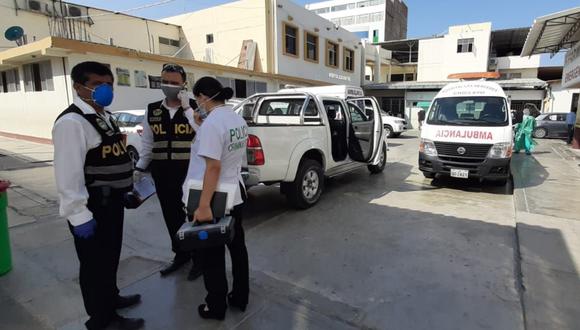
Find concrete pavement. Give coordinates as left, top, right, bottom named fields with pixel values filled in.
left=511, top=140, right=580, bottom=330
left=0, top=134, right=578, bottom=329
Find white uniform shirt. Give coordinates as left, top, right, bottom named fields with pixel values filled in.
left=136, top=99, right=198, bottom=170
left=52, top=97, right=116, bottom=226
left=183, top=105, right=248, bottom=206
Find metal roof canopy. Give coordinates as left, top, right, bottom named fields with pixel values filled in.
left=522, top=6, right=580, bottom=57
left=490, top=28, right=530, bottom=56
left=364, top=78, right=547, bottom=91
left=374, top=37, right=442, bottom=63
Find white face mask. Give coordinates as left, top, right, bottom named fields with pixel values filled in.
left=195, top=92, right=221, bottom=116
left=161, top=84, right=183, bottom=101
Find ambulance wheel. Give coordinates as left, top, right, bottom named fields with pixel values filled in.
left=368, top=144, right=387, bottom=174
left=287, top=159, right=324, bottom=209
left=422, top=171, right=435, bottom=179
left=127, top=146, right=139, bottom=166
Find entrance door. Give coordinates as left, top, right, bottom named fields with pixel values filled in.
left=346, top=97, right=383, bottom=163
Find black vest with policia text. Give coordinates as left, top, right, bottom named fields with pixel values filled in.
left=147, top=99, right=197, bottom=162
left=56, top=105, right=133, bottom=192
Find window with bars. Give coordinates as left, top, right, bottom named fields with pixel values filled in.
left=23, top=61, right=53, bottom=92
left=159, top=36, right=180, bottom=47
left=305, top=32, right=319, bottom=62
left=331, top=4, right=348, bottom=11
left=283, top=22, right=299, bottom=57
left=313, top=8, right=329, bottom=14
left=326, top=40, right=339, bottom=68
left=344, top=48, right=354, bottom=72
left=0, top=69, right=20, bottom=93
left=457, top=38, right=474, bottom=53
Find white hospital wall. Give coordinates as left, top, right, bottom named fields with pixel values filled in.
left=418, top=23, right=492, bottom=81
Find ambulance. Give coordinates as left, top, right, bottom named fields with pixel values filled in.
left=419, top=80, right=512, bottom=184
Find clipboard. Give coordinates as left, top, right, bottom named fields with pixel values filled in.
left=133, top=176, right=156, bottom=202
left=183, top=180, right=236, bottom=217
left=124, top=175, right=156, bottom=209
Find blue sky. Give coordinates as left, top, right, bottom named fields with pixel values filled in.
left=71, top=0, right=577, bottom=66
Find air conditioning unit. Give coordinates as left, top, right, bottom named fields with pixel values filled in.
left=28, top=0, right=41, bottom=12
left=67, top=5, right=82, bottom=17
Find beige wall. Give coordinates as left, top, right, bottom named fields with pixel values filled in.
left=0, top=47, right=314, bottom=139
left=545, top=80, right=580, bottom=113
left=163, top=0, right=268, bottom=70
left=418, top=23, right=492, bottom=81
left=0, top=57, right=69, bottom=138
left=274, top=0, right=362, bottom=85
left=0, top=0, right=182, bottom=57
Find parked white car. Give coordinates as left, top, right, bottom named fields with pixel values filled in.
left=111, top=110, right=145, bottom=166
left=381, top=111, right=408, bottom=137
left=234, top=85, right=388, bottom=209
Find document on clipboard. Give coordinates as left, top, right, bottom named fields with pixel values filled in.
left=133, top=176, right=156, bottom=202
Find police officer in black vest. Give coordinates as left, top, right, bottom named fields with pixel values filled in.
left=134, top=63, right=202, bottom=280
left=53, top=62, right=144, bottom=330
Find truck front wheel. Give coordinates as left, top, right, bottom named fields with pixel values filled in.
left=286, top=159, right=324, bottom=209
left=368, top=144, right=387, bottom=174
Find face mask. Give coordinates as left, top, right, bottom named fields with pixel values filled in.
left=195, top=92, right=220, bottom=116
left=161, top=84, right=182, bottom=101
left=82, top=84, right=114, bottom=107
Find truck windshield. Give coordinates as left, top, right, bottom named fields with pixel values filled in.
left=427, top=96, right=508, bottom=127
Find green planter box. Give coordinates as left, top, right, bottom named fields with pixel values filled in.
left=0, top=181, right=12, bottom=276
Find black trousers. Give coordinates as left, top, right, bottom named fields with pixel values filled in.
left=151, top=161, right=198, bottom=263
left=568, top=125, right=575, bottom=144
left=201, top=203, right=250, bottom=312
left=69, top=188, right=125, bottom=329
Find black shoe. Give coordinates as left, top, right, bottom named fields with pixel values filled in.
left=198, top=304, right=226, bottom=320
left=115, top=294, right=142, bottom=309
left=187, top=264, right=203, bottom=281
left=109, top=315, right=144, bottom=330
left=227, top=292, right=247, bottom=312
left=159, top=255, right=189, bottom=276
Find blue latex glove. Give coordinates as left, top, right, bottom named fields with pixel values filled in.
left=73, top=219, right=97, bottom=239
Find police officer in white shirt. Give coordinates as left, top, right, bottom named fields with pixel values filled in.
left=184, top=77, right=249, bottom=320
left=52, top=62, right=144, bottom=330
left=134, top=63, right=202, bottom=280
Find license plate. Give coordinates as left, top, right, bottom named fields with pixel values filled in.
left=450, top=169, right=469, bottom=179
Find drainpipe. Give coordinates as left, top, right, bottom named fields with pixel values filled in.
left=62, top=57, right=71, bottom=105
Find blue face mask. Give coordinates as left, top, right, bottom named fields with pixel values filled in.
left=82, top=84, right=114, bottom=107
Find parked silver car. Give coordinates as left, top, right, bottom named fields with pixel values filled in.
left=111, top=110, right=145, bottom=165
left=533, top=112, right=568, bottom=139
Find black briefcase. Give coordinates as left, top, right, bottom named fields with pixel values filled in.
left=176, top=216, right=235, bottom=251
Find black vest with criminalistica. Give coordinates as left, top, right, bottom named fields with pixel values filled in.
left=56, top=105, right=133, bottom=192
left=147, top=99, right=197, bottom=162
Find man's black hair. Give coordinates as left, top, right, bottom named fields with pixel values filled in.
left=71, top=61, right=114, bottom=85
left=162, top=63, right=186, bottom=82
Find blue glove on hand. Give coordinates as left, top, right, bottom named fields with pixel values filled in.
left=73, top=219, right=97, bottom=239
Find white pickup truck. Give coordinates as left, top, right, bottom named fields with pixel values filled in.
left=235, top=85, right=388, bottom=209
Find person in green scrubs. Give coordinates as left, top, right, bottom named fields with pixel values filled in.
left=514, top=108, right=537, bottom=155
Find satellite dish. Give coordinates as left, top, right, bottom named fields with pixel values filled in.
left=5, top=26, right=24, bottom=45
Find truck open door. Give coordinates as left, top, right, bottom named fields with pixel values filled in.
left=346, top=97, right=383, bottom=163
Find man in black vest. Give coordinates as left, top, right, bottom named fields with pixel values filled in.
left=134, top=63, right=202, bottom=280
left=53, top=62, right=144, bottom=330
